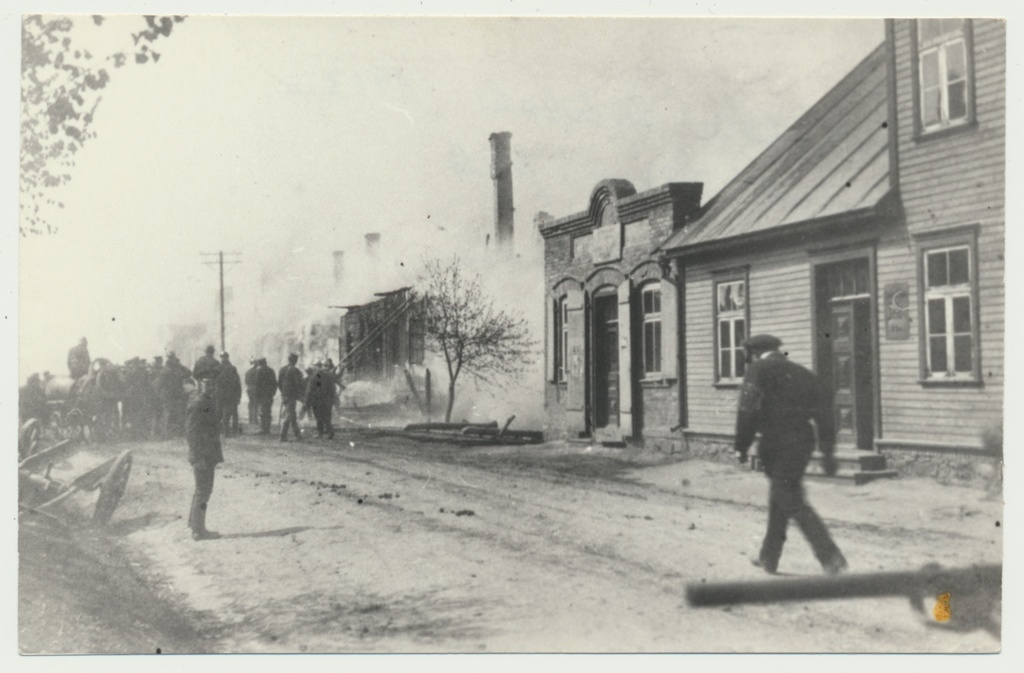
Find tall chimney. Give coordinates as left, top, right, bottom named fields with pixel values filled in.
left=489, top=132, right=514, bottom=251
left=332, top=250, right=345, bottom=287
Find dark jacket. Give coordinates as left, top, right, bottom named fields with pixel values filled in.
left=193, top=354, right=221, bottom=382
left=304, top=368, right=336, bottom=407
left=254, top=364, right=278, bottom=403
left=156, top=360, right=189, bottom=401
left=186, top=390, right=224, bottom=465
left=734, top=352, right=835, bottom=477
left=278, top=364, right=305, bottom=401
left=217, top=362, right=243, bottom=406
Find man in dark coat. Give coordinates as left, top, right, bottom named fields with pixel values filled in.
left=217, top=352, right=243, bottom=436
left=304, top=363, right=336, bottom=439
left=67, top=337, right=91, bottom=380
left=158, top=352, right=190, bottom=438
left=244, top=358, right=259, bottom=426
left=278, top=353, right=304, bottom=441
left=186, top=380, right=224, bottom=541
left=19, top=374, right=48, bottom=425
left=193, top=344, right=222, bottom=385
left=253, top=358, right=278, bottom=435
left=734, top=334, right=847, bottom=576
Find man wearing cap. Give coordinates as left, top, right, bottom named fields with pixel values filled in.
left=278, top=353, right=304, bottom=442
left=185, top=379, right=223, bottom=541
left=734, top=334, right=847, bottom=576
left=217, top=352, right=243, bottom=436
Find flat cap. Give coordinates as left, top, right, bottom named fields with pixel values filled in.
left=743, top=334, right=782, bottom=353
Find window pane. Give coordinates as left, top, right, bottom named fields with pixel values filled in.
left=734, top=281, right=745, bottom=309
left=930, top=336, right=948, bottom=373
left=644, top=323, right=655, bottom=373
left=927, top=251, right=948, bottom=287
left=953, top=335, right=972, bottom=372
left=855, top=262, right=869, bottom=295
left=948, top=248, right=970, bottom=285
left=734, top=318, right=745, bottom=347
left=643, top=290, right=652, bottom=315
left=652, top=290, right=661, bottom=314
left=720, top=320, right=730, bottom=348
left=952, top=296, right=972, bottom=333
left=947, top=81, right=968, bottom=120
left=736, top=351, right=745, bottom=378
left=921, top=50, right=941, bottom=89
left=721, top=349, right=732, bottom=380
left=922, top=88, right=942, bottom=126
left=928, top=299, right=947, bottom=335
left=652, top=324, right=662, bottom=373
left=945, top=41, right=966, bottom=81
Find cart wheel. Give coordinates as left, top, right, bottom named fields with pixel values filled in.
left=19, top=420, right=43, bottom=460
left=93, top=450, right=132, bottom=524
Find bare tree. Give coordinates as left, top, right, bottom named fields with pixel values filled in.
left=421, top=256, right=536, bottom=423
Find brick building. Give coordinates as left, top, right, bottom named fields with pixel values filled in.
left=540, top=19, right=1004, bottom=477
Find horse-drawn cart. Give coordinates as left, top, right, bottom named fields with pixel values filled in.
left=19, top=422, right=133, bottom=525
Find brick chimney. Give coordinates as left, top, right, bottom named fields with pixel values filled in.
left=489, top=132, right=514, bottom=251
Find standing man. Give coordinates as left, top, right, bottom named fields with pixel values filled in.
left=304, top=363, right=337, bottom=439
left=67, top=337, right=91, bottom=380
left=733, top=334, right=847, bottom=576
left=278, top=353, right=304, bottom=442
left=185, top=379, right=223, bottom=541
left=244, top=357, right=259, bottom=426
left=217, top=352, right=243, bottom=436
left=157, top=352, right=189, bottom=438
left=193, top=344, right=221, bottom=385
left=254, top=358, right=278, bottom=436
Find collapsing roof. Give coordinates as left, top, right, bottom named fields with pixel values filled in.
left=660, top=42, right=891, bottom=255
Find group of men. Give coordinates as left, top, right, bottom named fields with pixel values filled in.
left=240, top=353, right=341, bottom=441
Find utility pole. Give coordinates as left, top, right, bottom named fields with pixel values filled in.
left=201, top=251, right=242, bottom=352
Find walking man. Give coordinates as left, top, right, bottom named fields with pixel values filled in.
left=278, top=353, right=304, bottom=442
left=733, top=334, right=847, bottom=576
left=217, top=351, right=243, bottom=436
left=186, top=379, right=223, bottom=541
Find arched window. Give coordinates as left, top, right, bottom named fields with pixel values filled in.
left=554, top=295, right=569, bottom=382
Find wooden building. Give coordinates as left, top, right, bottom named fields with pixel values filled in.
left=338, top=287, right=426, bottom=382
left=540, top=19, right=1004, bottom=477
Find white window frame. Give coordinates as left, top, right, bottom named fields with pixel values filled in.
left=714, top=273, right=749, bottom=384
left=923, top=245, right=975, bottom=380
left=641, top=284, right=662, bottom=376
left=914, top=19, right=973, bottom=135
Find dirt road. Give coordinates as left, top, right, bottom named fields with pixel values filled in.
left=19, top=427, right=1002, bottom=653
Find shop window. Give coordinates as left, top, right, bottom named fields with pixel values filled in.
left=914, top=19, right=974, bottom=135
left=715, top=273, right=748, bottom=383
left=641, top=285, right=662, bottom=375
left=921, top=239, right=979, bottom=381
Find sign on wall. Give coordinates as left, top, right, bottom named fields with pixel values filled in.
left=591, top=222, right=622, bottom=264
left=883, top=281, right=911, bottom=341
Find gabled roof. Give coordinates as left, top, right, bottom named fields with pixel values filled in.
left=660, top=42, right=890, bottom=254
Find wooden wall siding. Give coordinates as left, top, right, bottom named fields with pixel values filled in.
left=684, top=247, right=813, bottom=435
left=876, top=19, right=1005, bottom=447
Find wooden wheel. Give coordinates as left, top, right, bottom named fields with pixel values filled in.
left=19, top=419, right=43, bottom=460
left=93, top=450, right=132, bottom=524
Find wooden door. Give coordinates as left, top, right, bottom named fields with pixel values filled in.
left=593, top=292, right=619, bottom=429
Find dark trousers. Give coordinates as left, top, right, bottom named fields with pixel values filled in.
left=311, top=401, right=334, bottom=438
left=188, top=460, right=216, bottom=532
left=759, top=474, right=842, bottom=570
left=258, top=399, right=274, bottom=434
left=247, top=396, right=257, bottom=424
left=221, top=403, right=239, bottom=436
left=280, top=399, right=301, bottom=439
